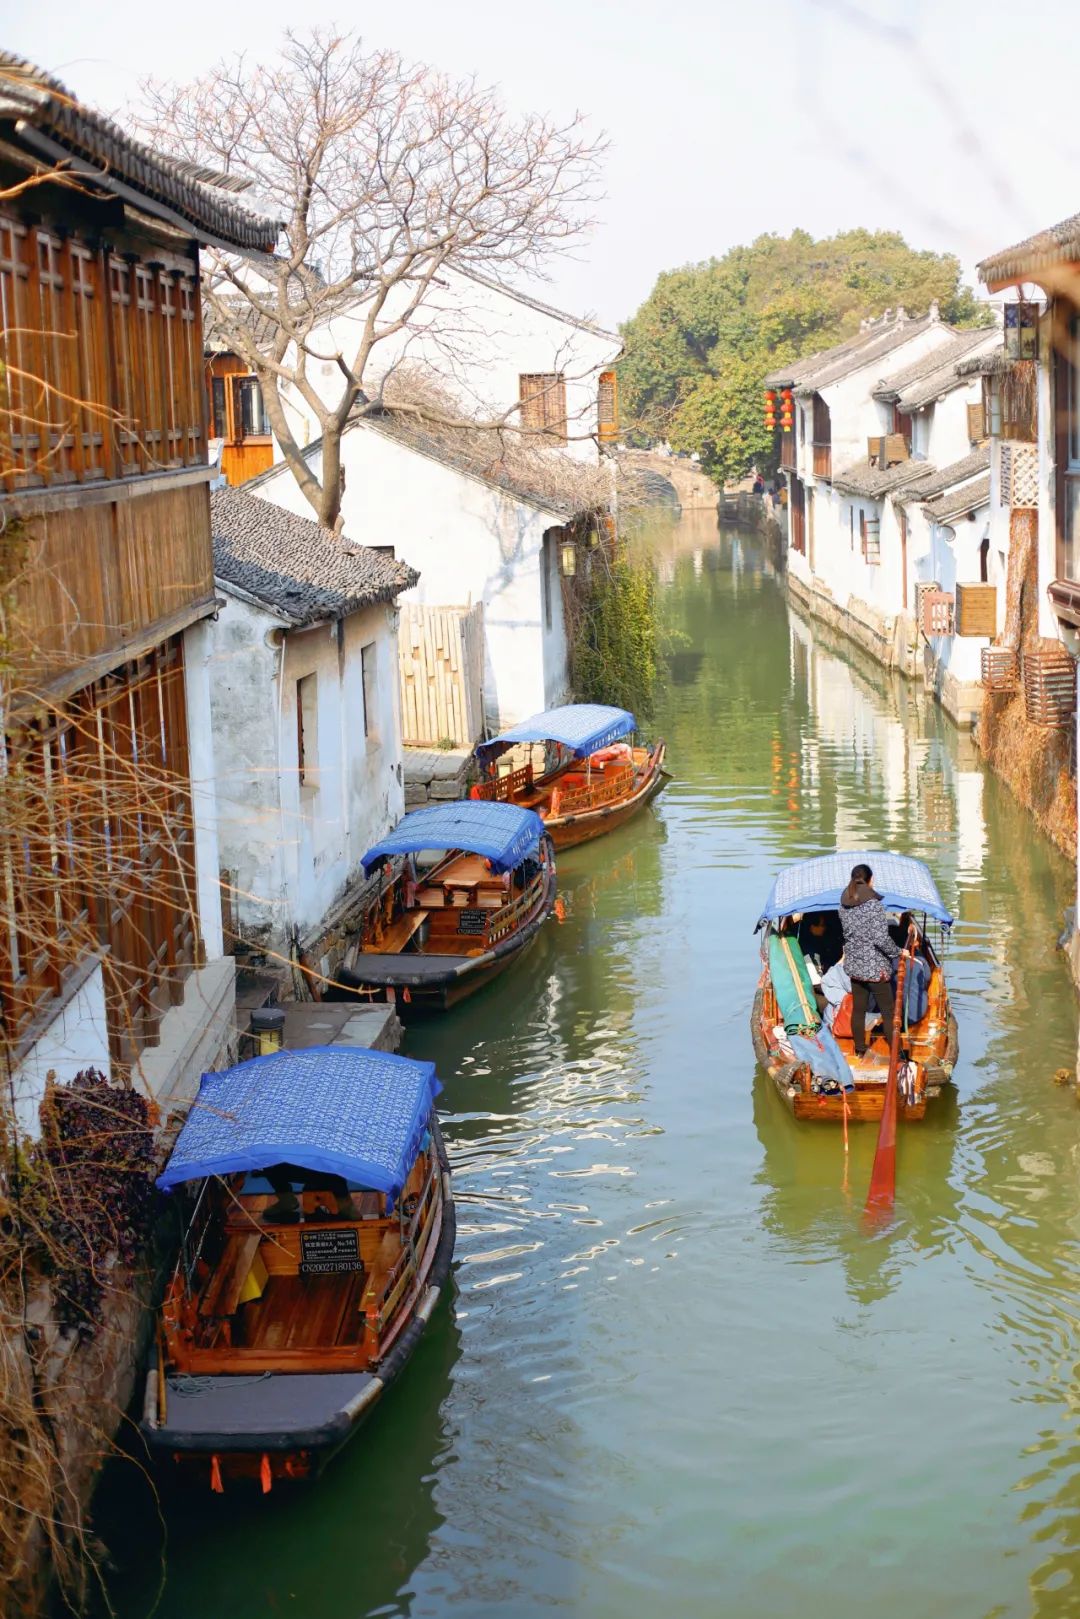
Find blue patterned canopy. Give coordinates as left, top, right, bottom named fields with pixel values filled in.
left=476, top=703, right=635, bottom=762
left=361, top=800, right=544, bottom=875
left=156, top=1047, right=441, bottom=1200
left=759, top=850, right=953, bottom=927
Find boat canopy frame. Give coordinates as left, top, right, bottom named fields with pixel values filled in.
left=475, top=703, right=635, bottom=764
left=757, top=850, right=953, bottom=929
left=157, top=1046, right=441, bottom=1204
left=361, top=800, right=545, bottom=876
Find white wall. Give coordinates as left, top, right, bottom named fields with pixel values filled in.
left=275, top=268, right=620, bottom=466
left=254, top=427, right=569, bottom=729
left=10, top=962, right=111, bottom=1138
left=207, top=591, right=405, bottom=946
left=922, top=502, right=995, bottom=689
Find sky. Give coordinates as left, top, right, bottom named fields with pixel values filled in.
left=6, top=0, right=1080, bottom=330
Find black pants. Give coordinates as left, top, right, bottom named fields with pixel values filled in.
left=851, top=977, right=896, bottom=1055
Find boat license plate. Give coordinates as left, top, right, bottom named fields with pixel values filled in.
left=299, top=1227, right=362, bottom=1274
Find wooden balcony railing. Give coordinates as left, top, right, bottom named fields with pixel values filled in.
left=812, top=443, right=832, bottom=481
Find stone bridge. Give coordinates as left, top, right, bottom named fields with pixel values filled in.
left=619, top=450, right=719, bottom=511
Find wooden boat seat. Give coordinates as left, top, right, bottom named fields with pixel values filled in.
left=200, top=1232, right=262, bottom=1318
left=417, top=886, right=447, bottom=908
left=371, top=910, right=426, bottom=954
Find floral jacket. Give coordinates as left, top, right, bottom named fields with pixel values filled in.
left=839, top=882, right=900, bottom=983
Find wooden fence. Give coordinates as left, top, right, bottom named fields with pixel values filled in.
left=398, top=603, right=485, bottom=747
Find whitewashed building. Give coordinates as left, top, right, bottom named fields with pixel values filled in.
left=768, top=310, right=1000, bottom=723
left=247, top=415, right=592, bottom=732
left=207, top=487, right=417, bottom=953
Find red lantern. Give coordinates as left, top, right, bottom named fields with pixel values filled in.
left=764, top=390, right=777, bottom=405
left=781, top=389, right=793, bottom=404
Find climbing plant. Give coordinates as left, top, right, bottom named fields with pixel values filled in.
left=567, top=546, right=659, bottom=721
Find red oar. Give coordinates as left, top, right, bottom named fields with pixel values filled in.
left=864, top=935, right=913, bottom=1222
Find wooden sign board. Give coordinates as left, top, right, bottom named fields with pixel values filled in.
left=300, top=1227, right=362, bottom=1274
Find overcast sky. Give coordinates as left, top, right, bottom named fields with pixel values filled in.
left=7, top=0, right=1077, bottom=329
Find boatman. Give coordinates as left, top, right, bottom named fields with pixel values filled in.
left=838, top=863, right=900, bottom=1057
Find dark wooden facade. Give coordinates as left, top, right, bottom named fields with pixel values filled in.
left=0, top=110, right=271, bottom=1070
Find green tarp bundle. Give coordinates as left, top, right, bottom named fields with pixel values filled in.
left=768, top=934, right=821, bottom=1035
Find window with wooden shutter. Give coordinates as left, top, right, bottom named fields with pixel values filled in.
left=519, top=373, right=567, bottom=442
left=967, top=401, right=987, bottom=444
left=597, top=370, right=618, bottom=444
left=921, top=589, right=955, bottom=637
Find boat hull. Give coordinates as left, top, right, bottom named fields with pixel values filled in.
left=336, top=843, right=556, bottom=1013
left=750, top=984, right=958, bottom=1124
left=141, top=1135, right=456, bottom=1486
left=544, top=743, right=669, bottom=850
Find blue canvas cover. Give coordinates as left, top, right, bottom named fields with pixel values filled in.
left=788, top=1027, right=855, bottom=1093
left=361, top=801, right=545, bottom=876
left=476, top=703, right=635, bottom=762
left=759, top=850, right=953, bottom=927
left=156, top=1046, right=441, bottom=1202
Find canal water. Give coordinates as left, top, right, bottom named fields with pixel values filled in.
left=103, top=509, right=1080, bottom=1619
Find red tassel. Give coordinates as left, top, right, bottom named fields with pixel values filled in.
left=260, top=1453, right=272, bottom=1494
left=210, top=1454, right=223, bottom=1494
left=402, top=985, right=412, bottom=1004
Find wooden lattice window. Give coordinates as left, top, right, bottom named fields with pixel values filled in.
left=921, top=589, right=955, bottom=637
left=0, top=638, right=199, bottom=1062
left=519, top=373, right=567, bottom=442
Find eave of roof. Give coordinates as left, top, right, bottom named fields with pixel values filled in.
left=210, top=486, right=418, bottom=625
left=921, top=472, right=991, bottom=524
left=873, top=329, right=997, bottom=410
left=831, top=458, right=936, bottom=499
left=979, top=212, right=1080, bottom=288
left=895, top=446, right=990, bottom=504
left=0, top=52, right=280, bottom=253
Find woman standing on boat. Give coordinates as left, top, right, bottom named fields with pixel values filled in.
left=839, top=863, right=900, bottom=1056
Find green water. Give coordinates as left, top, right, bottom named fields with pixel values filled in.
left=103, top=510, right=1080, bottom=1618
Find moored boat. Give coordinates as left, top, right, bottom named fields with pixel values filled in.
left=471, top=703, right=668, bottom=850
left=142, top=1045, right=454, bottom=1488
left=751, top=850, right=958, bottom=1122
left=337, top=801, right=556, bottom=1010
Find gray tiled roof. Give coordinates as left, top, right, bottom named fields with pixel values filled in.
left=211, top=487, right=417, bottom=625
left=764, top=311, right=943, bottom=394
left=921, top=473, right=991, bottom=524
left=955, top=347, right=1011, bottom=378
left=0, top=53, right=279, bottom=252
left=897, top=446, right=990, bottom=502
left=831, top=457, right=936, bottom=499
left=979, top=213, right=1080, bottom=286
left=873, top=329, right=998, bottom=410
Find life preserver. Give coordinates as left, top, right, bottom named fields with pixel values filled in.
left=590, top=743, right=633, bottom=766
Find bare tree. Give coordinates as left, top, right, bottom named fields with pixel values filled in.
left=139, top=30, right=607, bottom=530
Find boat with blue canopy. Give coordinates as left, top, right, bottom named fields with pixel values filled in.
left=751, top=850, right=959, bottom=1123
left=334, top=800, right=557, bottom=1010
left=142, top=1045, right=454, bottom=1489
left=471, top=703, right=668, bottom=850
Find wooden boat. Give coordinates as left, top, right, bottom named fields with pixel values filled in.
left=751, top=850, right=959, bottom=1123
left=471, top=704, right=668, bottom=850
left=336, top=801, right=556, bottom=1011
left=142, top=1045, right=453, bottom=1489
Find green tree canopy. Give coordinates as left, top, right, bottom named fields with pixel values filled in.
left=618, top=228, right=990, bottom=486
